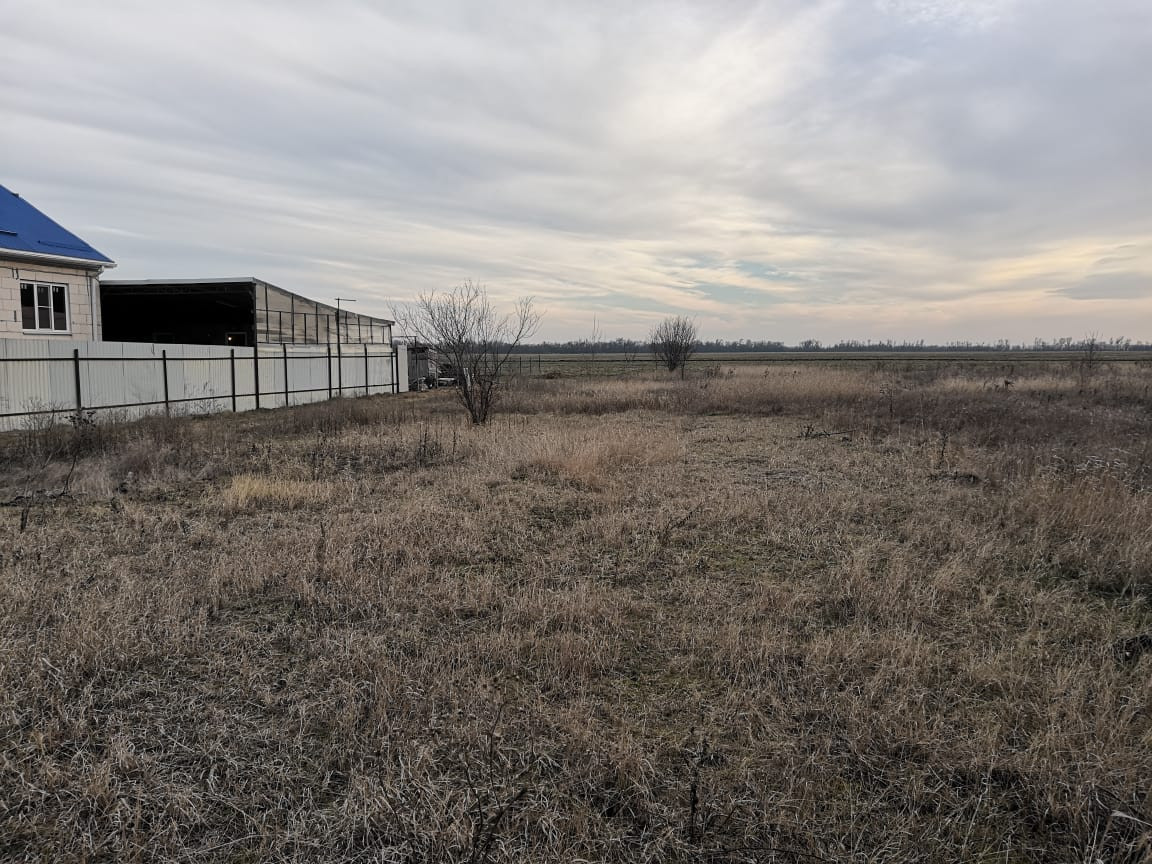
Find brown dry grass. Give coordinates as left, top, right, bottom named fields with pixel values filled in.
left=218, top=474, right=338, bottom=511
left=1, top=361, right=1151, bottom=862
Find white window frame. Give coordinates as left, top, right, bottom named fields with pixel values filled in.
left=19, top=281, right=71, bottom=334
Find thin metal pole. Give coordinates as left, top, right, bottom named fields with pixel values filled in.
left=72, top=348, right=82, bottom=413
left=253, top=343, right=261, bottom=409
left=326, top=342, right=332, bottom=399
left=229, top=349, right=237, bottom=412
left=363, top=342, right=370, bottom=396
left=336, top=337, right=343, bottom=395
left=282, top=343, right=290, bottom=406
left=162, top=349, right=170, bottom=416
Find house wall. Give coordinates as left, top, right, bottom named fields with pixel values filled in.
left=0, top=257, right=103, bottom=340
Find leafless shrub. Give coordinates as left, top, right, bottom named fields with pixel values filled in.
left=394, top=280, right=540, bottom=424
left=650, top=315, right=698, bottom=378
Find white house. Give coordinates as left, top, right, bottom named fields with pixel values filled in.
left=0, top=184, right=115, bottom=341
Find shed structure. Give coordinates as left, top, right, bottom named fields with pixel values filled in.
left=99, top=277, right=393, bottom=347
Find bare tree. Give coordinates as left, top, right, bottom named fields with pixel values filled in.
left=582, top=315, right=602, bottom=377
left=621, top=339, right=640, bottom=365
left=650, top=315, right=698, bottom=379
left=394, top=281, right=540, bottom=424
left=1079, top=331, right=1101, bottom=381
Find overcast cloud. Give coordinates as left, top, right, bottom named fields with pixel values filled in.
left=3, top=0, right=1150, bottom=341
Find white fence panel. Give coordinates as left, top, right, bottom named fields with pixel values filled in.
left=337, top=346, right=365, bottom=398
left=170, top=344, right=239, bottom=414
left=82, top=342, right=163, bottom=411
left=0, top=337, right=404, bottom=431
left=368, top=351, right=393, bottom=395
left=0, top=338, right=76, bottom=420
left=256, top=344, right=287, bottom=410
left=395, top=342, right=408, bottom=393
left=285, top=346, right=328, bottom=406
left=233, top=348, right=258, bottom=413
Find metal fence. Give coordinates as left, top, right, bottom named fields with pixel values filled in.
left=0, top=338, right=408, bottom=431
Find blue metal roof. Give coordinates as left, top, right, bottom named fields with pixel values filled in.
left=0, top=184, right=114, bottom=266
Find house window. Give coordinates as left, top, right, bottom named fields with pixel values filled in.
left=20, top=282, right=70, bottom=332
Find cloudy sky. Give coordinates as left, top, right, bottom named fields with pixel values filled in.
left=3, top=0, right=1150, bottom=342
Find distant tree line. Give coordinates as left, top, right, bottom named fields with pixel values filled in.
left=518, top=335, right=1147, bottom=354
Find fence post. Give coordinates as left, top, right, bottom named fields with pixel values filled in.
left=72, top=348, right=82, bottom=414
left=161, top=349, right=170, bottom=416
left=282, top=342, right=289, bottom=407
left=336, top=338, right=343, bottom=395
left=392, top=346, right=399, bottom=393
left=326, top=343, right=332, bottom=399
left=364, top=343, right=370, bottom=397
left=229, top=349, right=237, bottom=412
left=253, top=343, right=261, bottom=409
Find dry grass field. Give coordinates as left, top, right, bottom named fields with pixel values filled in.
left=2, top=361, right=1151, bottom=863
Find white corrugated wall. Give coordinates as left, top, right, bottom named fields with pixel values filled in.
left=0, top=338, right=406, bottom=431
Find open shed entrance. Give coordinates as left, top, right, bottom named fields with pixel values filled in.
left=101, top=282, right=255, bottom=346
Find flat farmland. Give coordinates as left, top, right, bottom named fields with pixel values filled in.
left=508, top=351, right=1152, bottom=379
